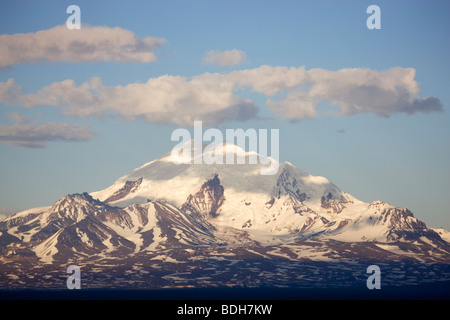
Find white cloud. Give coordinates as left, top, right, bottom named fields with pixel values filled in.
left=0, top=25, right=166, bottom=67
left=267, top=92, right=318, bottom=120
left=303, top=67, right=441, bottom=118
left=228, top=65, right=308, bottom=96
left=0, top=122, right=95, bottom=148
left=0, top=78, right=22, bottom=106
left=231, top=65, right=443, bottom=120
left=2, top=75, right=258, bottom=126
left=0, top=66, right=442, bottom=127
left=203, top=49, right=248, bottom=67
left=7, top=111, right=29, bottom=123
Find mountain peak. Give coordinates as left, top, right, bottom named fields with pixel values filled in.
left=46, top=192, right=108, bottom=224
left=182, top=173, right=225, bottom=218
left=2, top=143, right=450, bottom=290
left=167, top=138, right=280, bottom=176
left=52, top=192, right=103, bottom=210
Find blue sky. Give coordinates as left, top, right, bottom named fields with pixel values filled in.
left=0, top=0, right=449, bottom=229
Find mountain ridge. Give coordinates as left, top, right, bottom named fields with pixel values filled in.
left=1, top=142, right=449, bottom=289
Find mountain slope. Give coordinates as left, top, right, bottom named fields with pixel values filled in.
left=88, top=142, right=446, bottom=247
left=1, top=141, right=449, bottom=272
left=0, top=192, right=219, bottom=263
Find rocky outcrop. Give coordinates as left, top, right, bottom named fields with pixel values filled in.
left=105, top=177, right=143, bottom=203
left=182, top=174, right=225, bottom=218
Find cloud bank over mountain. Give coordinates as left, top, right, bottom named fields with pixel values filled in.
left=0, top=66, right=442, bottom=129
left=0, top=24, right=443, bottom=148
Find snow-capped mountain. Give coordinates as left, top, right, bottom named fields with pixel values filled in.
left=89, top=141, right=446, bottom=246
left=1, top=142, right=449, bottom=290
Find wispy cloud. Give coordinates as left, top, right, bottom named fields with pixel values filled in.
left=0, top=66, right=442, bottom=128
left=0, top=25, right=166, bottom=67
left=0, top=122, right=95, bottom=148
left=7, top=111, right=29, bottom=123
left=203, top=49, right=248, bottom=67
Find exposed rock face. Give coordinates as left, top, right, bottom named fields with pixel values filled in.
left=275, top=167, right=307, bottom=201
left=321, top=192, right=348, bottom=214
left=105, top=178, right=143, bottom=203
left=182, top=174, right=225, bottom=218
